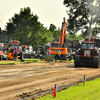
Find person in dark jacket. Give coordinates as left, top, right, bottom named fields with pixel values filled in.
left=14, top=48, right=17, bottom=61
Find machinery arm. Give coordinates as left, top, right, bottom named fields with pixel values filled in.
left=59, top=17, right=66, bottom=47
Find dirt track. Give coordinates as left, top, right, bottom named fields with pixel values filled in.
left=0, top=61, right=100, bottom=100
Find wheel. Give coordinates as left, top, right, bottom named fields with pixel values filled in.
left=29, top=55, right=31, bottom=58
left=93, top=56, right=99, bottom=68
left=76, top=50, right=79, bottom=55
left=74, top=55, right=81, bottom=67
left=5, top=57, right=8, bottom=60
left=0, top=55, right=1, bottom=60
left=82, top=63, right=85, bottom=67
left=4, top=57, right=8, bottom=60
left=0, top=55, right=3, bottom=60
left=69, top=56, right=72, bottom=61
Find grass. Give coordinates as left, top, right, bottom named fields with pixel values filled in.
left=0, top=60, right=21, bottom=64
left=0, top=59, right=46, bottom=64
left=0, top=58, right=74, bottom=64
left=24, top=58, right=46, bottom=63
left=36, top=78, right=100, bottom=100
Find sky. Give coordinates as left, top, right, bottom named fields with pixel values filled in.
left=0, top=0, right=68, bottom=30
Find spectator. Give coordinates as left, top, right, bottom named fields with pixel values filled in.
left=57, top=50, right=62, bottom=62
left=47, top=49, right=50, bottom=62
left=3, top=47, right=6, bottom=52
left=3, top=47, right=7, bottom=54
left=10, top=47, right=13, bottom=53
left=18, top=50, right=23, bottom=59
left=7, top=47, right=9, bottom=52
left=5, top=48, right=7, bottom=55
left=25, top=48, right=28, bottom=58
left=14, top=48, right=17, bottom=61
left=54, top=49, right=57, bottom=62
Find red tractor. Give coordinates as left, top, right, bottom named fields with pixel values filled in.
left=74, top=37, right=100, bottom=68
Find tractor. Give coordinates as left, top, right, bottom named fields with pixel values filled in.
left=74, top=37, right=100, bottom=68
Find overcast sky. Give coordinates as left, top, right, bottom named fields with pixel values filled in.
left=0, top=0, right=68, bottom=30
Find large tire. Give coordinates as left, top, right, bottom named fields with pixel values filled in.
left=0, top=55, right=2, bottom=60
left=69, top=56, right=72, bottom=61
left=93, top=56, right=99, bottom=68
left=76, top=50, right=79, bottom=55
left=18, top=52, right=23, bottom=59
left=74, top=55, right=81, bottom=67
left=5, top=57, right=8, bottom=60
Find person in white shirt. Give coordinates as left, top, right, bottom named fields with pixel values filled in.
left=25, top=49, right=28, bottom=58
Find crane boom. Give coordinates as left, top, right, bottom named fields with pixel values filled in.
left=59, top=18, right=66, bottom=46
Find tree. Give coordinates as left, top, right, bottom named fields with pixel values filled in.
left=93, top=18, right=100, bottom=36
left=52, top=28, right=61, bottom=39
left=28, top=26, right=54, bottom=46
left=6, top=7, right=44, bottom=46
left=49, top=24, right=56, bottom=32
left=63, top=0, right=100, bottom=37
left=49, top=24, right=60, bottom=39
left=67, top=33, right=83, bottom=41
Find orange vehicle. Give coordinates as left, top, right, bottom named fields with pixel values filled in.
left=50, top=18, right=72, bottom=60
left=7, top=40, right=21, bottom=60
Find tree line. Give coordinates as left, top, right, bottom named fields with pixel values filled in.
left=6, top=0, right=100, bottom=47
left=5, top=7, right=61, bottom=46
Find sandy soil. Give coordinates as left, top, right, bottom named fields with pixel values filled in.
left=0, top=61, right=100, bottom=100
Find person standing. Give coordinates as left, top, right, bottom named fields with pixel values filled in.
left=58, top=50, right=62, bottom=62
left=3, top=47, right=7, bottom=54
left=47, top=49, right=50, bottom=62
left=14, top=48, right=17, bottom=61
left=10, top=47, right=13, bottom=53
left=25, top=48, right=28, bottom=58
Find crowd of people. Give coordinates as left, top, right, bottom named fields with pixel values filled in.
left=3, top=47, right=22, bottom=61
left=2, top=46, right=62, bottom=62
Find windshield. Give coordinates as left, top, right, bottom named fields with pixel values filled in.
left=37, top=47, right=43, bottom=51
left=51, top=43, right=60, bottom=47
left=0, top=46, right=3, bottom=51
left=12, top=44, right=19, bottom=49
left=82, top=43, right=94, bottom=49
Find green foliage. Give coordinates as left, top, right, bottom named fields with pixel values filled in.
left=49, top=24, right=60, bottom=39
left=6, top=7, right=54, bottom=46
left=64, top=0, right=89, bottom=36
left=28, top=26, right=54, bottom=46
left=49, top=24, right=56, bottom=32
left=77, top=34, right=84, bottom=40
left=36, top=78, right=100, bottom=100
left=94, top=18, right=100, bottom=36
left=52, top=29, right=60, bottom=39
left=67, top=33, right=83, bottom=41
left=64, top=0, right=100, bottom=37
